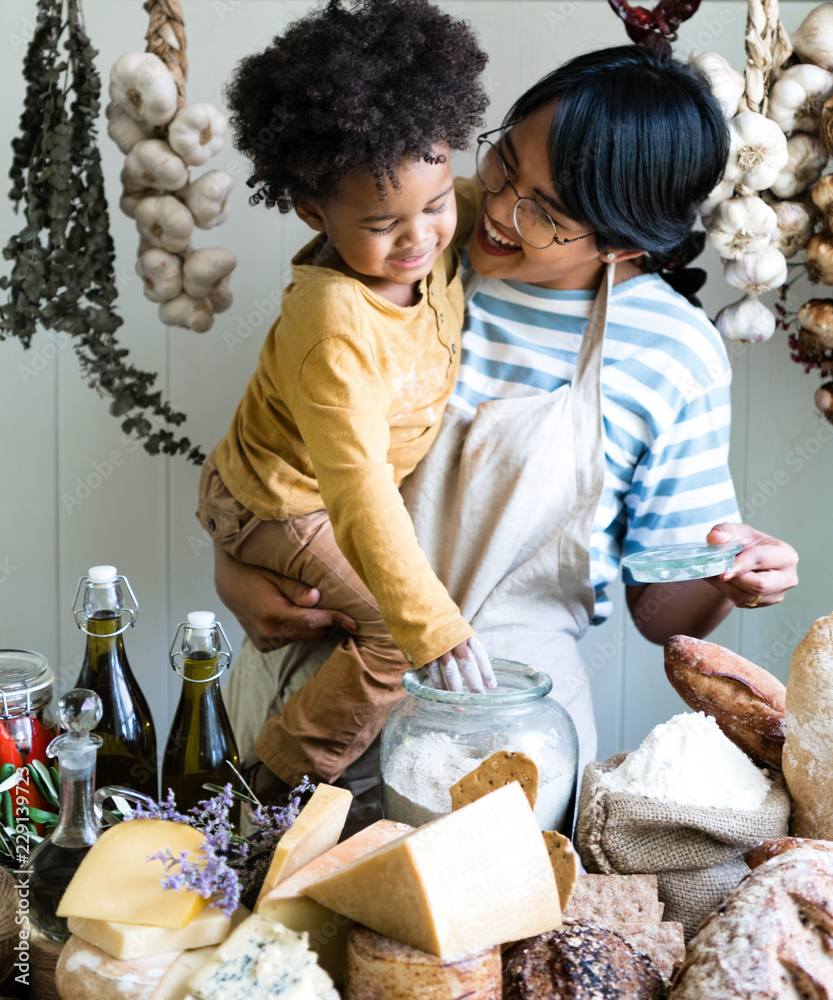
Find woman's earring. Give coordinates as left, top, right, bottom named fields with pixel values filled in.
left=606, top=252, right=616, bottom=261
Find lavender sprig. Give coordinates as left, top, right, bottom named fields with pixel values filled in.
left=123, top=779, right=312, bottom=916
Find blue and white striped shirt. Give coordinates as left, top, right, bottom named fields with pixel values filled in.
left=452, top=253, right=741, bottom=624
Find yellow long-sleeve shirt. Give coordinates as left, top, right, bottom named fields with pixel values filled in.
left=215, top=234, right=474, bottom=665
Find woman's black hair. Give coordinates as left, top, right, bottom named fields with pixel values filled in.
left=225, top=0, right=488, bottom=211
left=505, top=45, right=729, bottom=256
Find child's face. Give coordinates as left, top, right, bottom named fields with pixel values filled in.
left=467, top=104, right=613, bottom=291
left=303, top=151, right=456, bottom=289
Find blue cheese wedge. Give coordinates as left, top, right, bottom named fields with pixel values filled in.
left=186, top=914, right=339, bottom=1000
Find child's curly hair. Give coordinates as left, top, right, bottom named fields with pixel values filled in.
left=225, top=0, right=488, bottom=211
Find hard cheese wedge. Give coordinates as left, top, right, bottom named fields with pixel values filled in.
left=256, top=783, right=352, bottom=903
left=68, top=903, right=248, bottom=960
left=304, top=782, right=562, bottom=957
left=187, top=914, right=339, bottom=1000
left=57, top=818, right=208, bottom=928
left=256, top=819, right=412, bottom=985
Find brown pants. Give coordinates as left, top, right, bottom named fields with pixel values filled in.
left=197, top=455, right=409, bottom=786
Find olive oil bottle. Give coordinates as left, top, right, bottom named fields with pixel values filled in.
left=162, top=612, right=240, bottom=827
left=73, top=565, right=158, bottom=799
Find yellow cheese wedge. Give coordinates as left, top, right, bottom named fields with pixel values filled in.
left=304, top=782, right=562, bottom=957
left=256, top=819, right=411, bottom=985
left=68, top=903, right=249, bottom=960
left=256, top=783, right=352, bottom=903
left=151, top=945, right=216, bottom=1000
left=57, top=819, right=209, bottom=928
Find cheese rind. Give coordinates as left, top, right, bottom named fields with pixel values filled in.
left=304, top=782, right=562, bottom=957
left=57, top=819, right=209, bottom=928
left=187, top=914, right=339, bottom=1000
left=257, top=819, right=411, bottom=985
left=55, top=934, right=182, bottom=1000
left=150, top=946, right=216, bottom=1000
left=68, top=905, right=234, bottom=960
left=256, top=783, right=352, bottom=902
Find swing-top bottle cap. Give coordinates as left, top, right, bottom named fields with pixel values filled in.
left=187, top=611, right=216, bottom=631
left=88, top=565, right=118, bottom=584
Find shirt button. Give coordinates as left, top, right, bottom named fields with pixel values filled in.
left=452, top=344, right=457, bottom=354
left=440, top=313, right=444, bottom=323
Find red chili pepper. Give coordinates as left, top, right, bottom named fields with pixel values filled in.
left=606, top=0, right=702, bottom=46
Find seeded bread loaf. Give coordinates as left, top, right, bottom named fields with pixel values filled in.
left=663, top=635, right=786, bottom=769
left=668, top=847, right=833, bottom=999
left=744, top=836, right=833, bottom=870
left=502, top=925, right=667, bottom=1000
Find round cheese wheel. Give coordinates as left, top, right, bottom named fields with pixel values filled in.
left=344, top=923, right=501, bottom=999
left=55, top=935, right=179, bottom=1000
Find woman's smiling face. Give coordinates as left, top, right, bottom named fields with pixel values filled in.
left=467, top=104, right=631, bottom=290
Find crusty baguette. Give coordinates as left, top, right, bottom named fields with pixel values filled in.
left=744, top=836, right=833, bottom=870
left=783, top=612, right=833, bottom=839
left=664, top=635, right=786, bottom=769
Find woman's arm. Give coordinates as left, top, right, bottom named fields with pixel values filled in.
left=213, top=543, right=356, bottom=651
left=626, top=523, right=799, bottom=644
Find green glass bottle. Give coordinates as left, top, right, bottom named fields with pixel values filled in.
left=73, top=565, right=158, bottom=799
left=162, top=612, right=240, bottom=827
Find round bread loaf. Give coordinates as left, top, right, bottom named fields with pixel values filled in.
left=344, top=923, right=501, bottom=999
left=502, top=925, right=666, bottom=999
left=55, top=935, right=180, bottom=1000
left=668, top=847, right=833, bottom=998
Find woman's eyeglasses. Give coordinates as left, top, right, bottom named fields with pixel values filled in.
left=475, top=127, right=597, bottom=250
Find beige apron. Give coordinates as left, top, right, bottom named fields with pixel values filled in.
left=226, top=263, right=613, bottom=823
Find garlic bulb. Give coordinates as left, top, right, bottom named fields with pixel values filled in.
left=816, top=382, right=833, bottom=422
left=723, top=112, right=789, bottom=190
left=105, top=101, right=156, bottom=154
left=209, top=276, right=233, bottom=314
left=182, top=247, right=237, bottom=300
left=715, top=294, right=776, bottom=343
left=812, top=174, right=833, bottom=217
left=723, top=246, right=788, bottom=293
left=136, top=249, right=183, bottom=303
left=124, top=139, right=189, bottom=192
left=159, top=293, right=214, bottom=333
left=767, top=64, right=833, bottom=134
left=706, top=196, right=778, bottom=259
left=769, top=134, right=827, bottom=200
left=798, top=299, right=833, bottom=348
left=167, top=103, right=228, bottom=166
left=134, top=195, right=195, bottom=253
left=689, top=51, right=745, bottom=121
left=698, top=178, right=735, bottom=217
left=792, top=4, right=833, bottom=72
left=109, top=52, right=178, bottom=126
left=182, top=170, right=234, bottom=229
left=805, top=234, right=833, bottom=284
left=770, top=199, right=815, bottom=258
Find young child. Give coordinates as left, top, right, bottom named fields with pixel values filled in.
left=197, top=0, right=493, bottom=792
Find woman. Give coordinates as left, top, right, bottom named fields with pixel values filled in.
left=214, top=45, right=798, bottom=826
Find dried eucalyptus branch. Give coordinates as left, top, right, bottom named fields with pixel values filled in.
left=0, top=0, right=205, bottom=464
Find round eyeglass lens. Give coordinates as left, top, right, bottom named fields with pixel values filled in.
left=514, top=198, right=557, bottom=249
left=475, top=141, right=505, bottom=193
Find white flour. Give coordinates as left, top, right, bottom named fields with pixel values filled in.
left=383, top=731, right=576, bottom=832
left=601, top=712, right=771, bottom=810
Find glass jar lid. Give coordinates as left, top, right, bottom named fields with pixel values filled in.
left=0, top=650, right=55, bottom=718
left=622, top=542, right=742, bottom=583
left=402, top=658, right=552, bottom=707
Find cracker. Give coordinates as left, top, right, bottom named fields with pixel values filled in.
left=542, top=831, right=578, bottom=912
left=449, top=751, right=538, bottom=811
left=563, top=873, right=663, bottom=928
left=611, top=922, right=686, bottom=981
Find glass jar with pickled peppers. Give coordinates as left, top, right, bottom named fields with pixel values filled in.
left=0, top=650, right=57, bottom=824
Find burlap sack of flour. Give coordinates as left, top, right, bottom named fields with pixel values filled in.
left=575, top=753, right=790, bottom=940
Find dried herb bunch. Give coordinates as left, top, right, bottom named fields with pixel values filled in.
left=1, top=0, right=204, bottom=463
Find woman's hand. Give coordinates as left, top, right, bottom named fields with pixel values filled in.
left=425, top=636, right=496, bottom=693
left=213, top=543, right=356, bottom=651
left=706, top=522, right=799, bottom=609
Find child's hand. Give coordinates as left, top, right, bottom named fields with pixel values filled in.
left=425, top=636, right=496, bottom=693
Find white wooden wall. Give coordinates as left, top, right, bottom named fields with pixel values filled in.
left=1, top=0, right=830, bottom=763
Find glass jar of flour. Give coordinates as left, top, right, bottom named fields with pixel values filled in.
left=381, top=659, right=578, bottom=834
